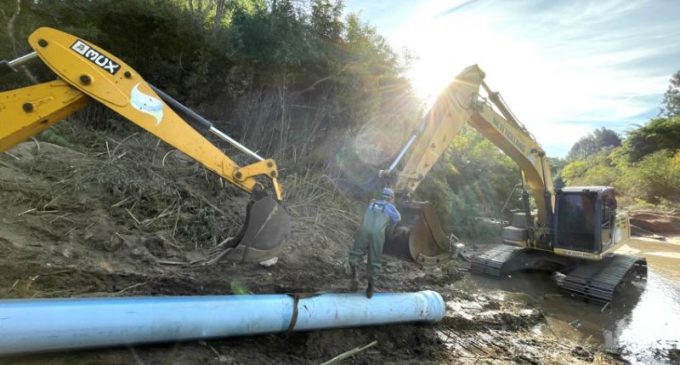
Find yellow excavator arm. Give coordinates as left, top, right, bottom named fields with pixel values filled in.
left=0, top=27, right=290, bottom=262
left=0, top=79, right=89, bottom=153
left=384, top=65, right=555, bottom=262
left=393, top=65, right=553, bottom=225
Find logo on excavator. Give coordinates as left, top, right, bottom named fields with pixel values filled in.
left=130, top=83, right=164, bottom=125
left=70, top=40, right=120, bottom=75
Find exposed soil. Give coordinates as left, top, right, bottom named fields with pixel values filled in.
left=0, top=137, right=630, bottom=364
left=630, top=211, right=680, bottom=236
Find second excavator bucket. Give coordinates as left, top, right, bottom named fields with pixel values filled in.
left=384, top=201, right=450, bottom=264
left=225, top=195, right=291, bottom=262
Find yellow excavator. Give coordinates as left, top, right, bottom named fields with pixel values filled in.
left=0, top=27, right=290, bottom=262
left=383, top=65, right=647, bottom=302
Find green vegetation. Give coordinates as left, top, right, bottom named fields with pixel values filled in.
left=662, top=70, right=680, bottom=118
left=624, top=117, right=680, bottom=162
left=2, top=0, right=677, bottom=239
left=417, top=127, right=519, bottom=238
left=566, top=127, right=621, bottom=161
left=559, top=77, right=680, bottom=207
left=1, top=0, right=419, bottom=168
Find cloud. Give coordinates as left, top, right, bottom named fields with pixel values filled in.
left=344, top=0, right=680, bottom=157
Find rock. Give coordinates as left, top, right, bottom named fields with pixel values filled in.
left=259, top=257, right=278, bottom=267
left=571, top=346, right=594, bottom=362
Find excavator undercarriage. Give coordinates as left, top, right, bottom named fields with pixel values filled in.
left=470, top=245, right=647, bottom=302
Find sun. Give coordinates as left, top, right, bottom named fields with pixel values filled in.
left=401, top=16, right=491, bottom=107
left=407, top=63, right=450, bottom=107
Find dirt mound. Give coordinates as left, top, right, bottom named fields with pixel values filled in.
left=630, top=210, right=680, bottom=235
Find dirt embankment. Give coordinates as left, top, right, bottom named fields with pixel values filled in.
left=629, top=210, right=680, bottom=236
left=0, top=134, right=623, bottom=364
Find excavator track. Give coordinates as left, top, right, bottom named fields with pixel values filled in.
left=556, top=254, right=647, bottom=303
left=470, top=245, right=520, bottom=277
left=471, top=246, right=647, bottom=303
left=470, top=245, right=574, bottom=277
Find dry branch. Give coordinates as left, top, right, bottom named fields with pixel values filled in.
left=320, top=340, right=378, bottom=365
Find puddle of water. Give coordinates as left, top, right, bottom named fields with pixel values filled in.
left=471, top=237, right=680, bottom=364
left=606, top=270, right=680, bottom=364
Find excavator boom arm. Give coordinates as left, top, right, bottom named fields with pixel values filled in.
left=395, top=65, right=554, bottom=225
left=0, top=80, right=89, bottom=153
left=0, top=27, right=290, bottom=262
left=24, top=27, right=280, bottom=198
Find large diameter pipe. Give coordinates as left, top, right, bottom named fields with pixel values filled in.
left=0, top=290, right=445, bottom=356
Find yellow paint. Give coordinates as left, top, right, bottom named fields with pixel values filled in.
left=0, top=27, right=282, bottom=199
left=553, top=248, right=602, bottom=260
left=0, top=80, right=89, bottom=153
left=395, top=65, right=554, bottom=246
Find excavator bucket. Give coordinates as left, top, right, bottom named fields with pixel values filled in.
left=225, top=195, right=291, bottom=262
left=384, top=201, right=451, bottom=264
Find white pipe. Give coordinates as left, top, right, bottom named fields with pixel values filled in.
left=0, top=291, right=445, bottom=356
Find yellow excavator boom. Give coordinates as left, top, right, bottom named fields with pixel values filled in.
left=385, top=65, right=555, bottom=261
left=395, top=65, right=553, bottom=224
left=0, top=27, right=290, bottom=262
left=0, top=79, right=89, bottom=153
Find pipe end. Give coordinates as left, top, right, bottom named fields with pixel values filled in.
left=417, top=290, right=446, bottom=322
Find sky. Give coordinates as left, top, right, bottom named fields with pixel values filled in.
left=343, top=0, right=680, bottom=157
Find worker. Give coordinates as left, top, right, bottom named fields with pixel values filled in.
left=348, top=187, right=401, bottom=298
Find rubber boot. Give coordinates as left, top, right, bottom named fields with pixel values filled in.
left=366, top=275, right=374, bottom=299
left=349, top=264, right=359, bottom=292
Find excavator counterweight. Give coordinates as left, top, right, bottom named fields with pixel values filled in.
left=1, top=27, right=290, bottom=262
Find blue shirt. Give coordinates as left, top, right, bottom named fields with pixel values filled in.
left=368, top=199, right=401, bottom=224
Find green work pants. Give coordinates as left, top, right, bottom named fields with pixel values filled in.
left=349, top=227, right=385, bottom=277
left=349, top=205, right=391, bottom=277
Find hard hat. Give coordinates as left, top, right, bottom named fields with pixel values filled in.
left=382, top=187, right=395, bottom=199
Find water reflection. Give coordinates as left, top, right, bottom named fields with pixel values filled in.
left=607, top=271, right=680, bottom=364
left=470, top=238, right=680, bottom=364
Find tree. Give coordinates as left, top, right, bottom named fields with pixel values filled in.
left=619, top=150, right=680, bottom=204
left=561, top=151, right=619, bottom=187
left=662, top=70, right=680, bottom=117
left=566, top=127, right=621, bottom=161
left=311, top=0, right=344, bottom=41
left=624, top=116, right=680, bottom=162
left=416, top=127, right=518, bottom=238
left=548, top=157, right=567, bottom=188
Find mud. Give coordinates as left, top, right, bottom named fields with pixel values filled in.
left=0, top=132, right=648, bottom=364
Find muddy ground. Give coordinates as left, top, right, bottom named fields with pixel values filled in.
left=0, top=132, right=665, bottom=364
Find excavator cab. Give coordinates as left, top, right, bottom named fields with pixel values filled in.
left=553, top=187, right=617, bottom=256
left=0, top=27, right=290, bottom=262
